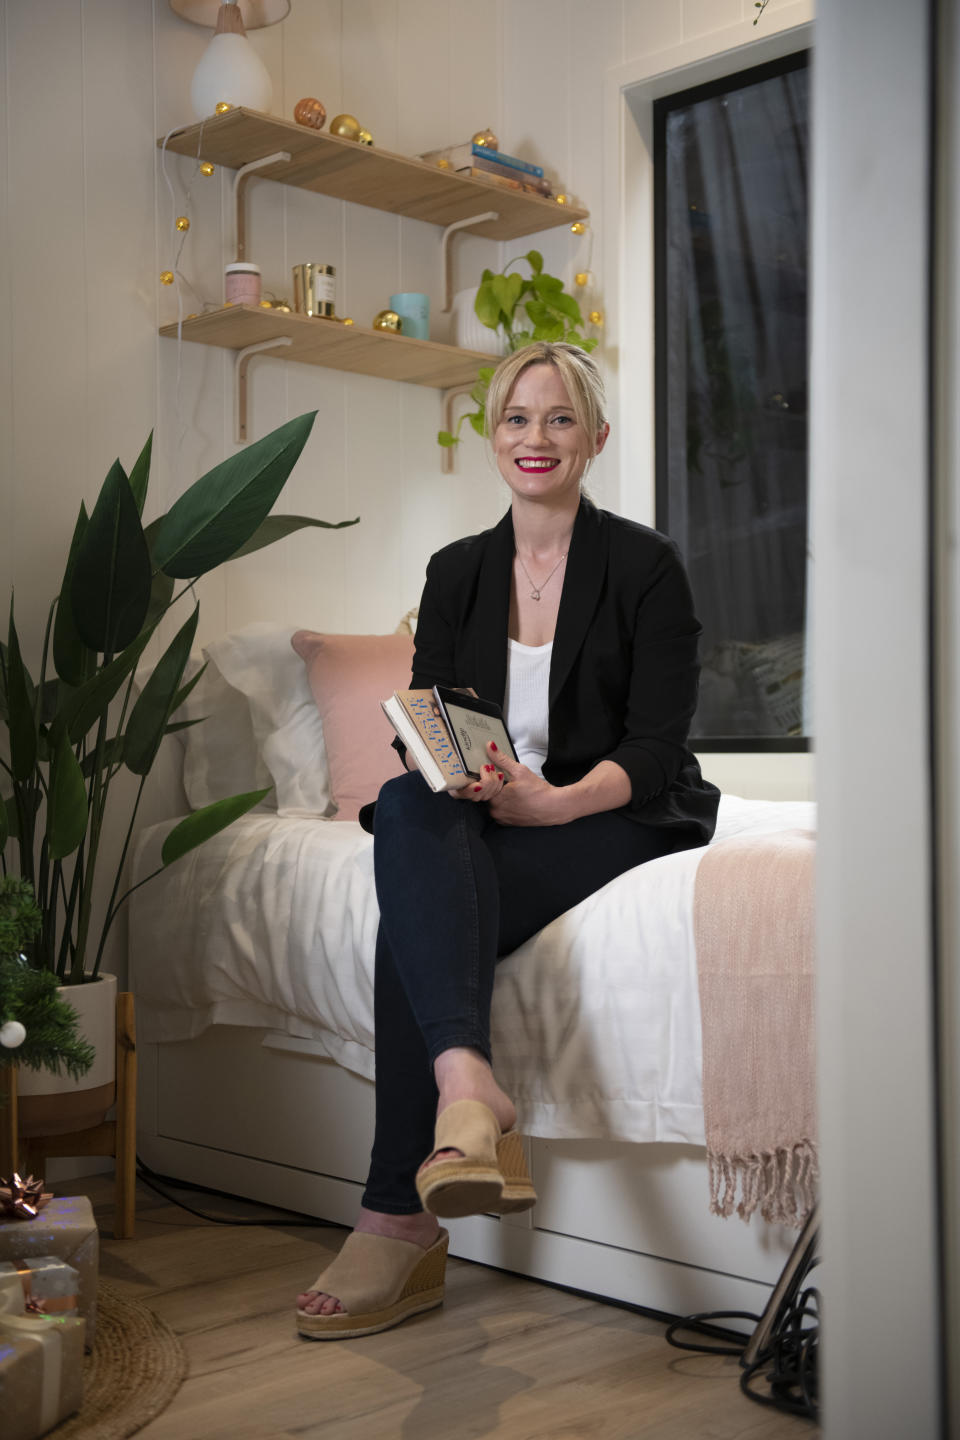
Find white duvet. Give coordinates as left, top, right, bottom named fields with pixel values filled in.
left=129, top=793, right=815, bottom=1147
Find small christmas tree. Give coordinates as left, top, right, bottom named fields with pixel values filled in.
left=0, top=878, right=94, bottom=1079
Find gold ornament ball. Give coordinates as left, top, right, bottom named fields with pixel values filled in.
left=330, top=113, right=361, bottom=140
left=160, top=270, right=175, bottom=286
left=570, top=221, right=586, bottom=235
left=294, top=97, right=327, bottom=129
left=471, top=128, right=498, bottom=149
left=175, top=215, right=191, bottom=232
left=575, top=271, right=589, bottom=287
left=555, top=193, right=568, bottom=205
left=357, top=128, right=373, bottom=146
left=343, top=317, right=354, bottom=325
left=259, top=299, right=273, bottom=308
left=436, top=157, right=451, bottom=169
left=589, top=310, right=604, bottom=326
left=215, top=101, right=232, bottom=115
left=372, top=309, right=402, bottom=332
left=200, top=161, right=215, bottom=177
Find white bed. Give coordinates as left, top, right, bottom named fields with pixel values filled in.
left=129, top=623, right=816, bottom=1320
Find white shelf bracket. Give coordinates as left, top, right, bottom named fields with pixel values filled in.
left=235, top=337, right=293, bottom=444
left=233, top=151, right=292, bottom=262
left=440, top=383, right=478, bottom=474
left=440, top=212, right=500, bottom=312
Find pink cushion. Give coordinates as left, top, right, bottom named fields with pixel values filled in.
left=290, top=631, right=414, bottom=821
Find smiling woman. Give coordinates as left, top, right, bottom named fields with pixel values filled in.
left=296, top=340, right=720, bottom=1340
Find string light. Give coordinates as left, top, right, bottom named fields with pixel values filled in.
left=215, top=101, right=232, bottom=114
left=570, top=221, right=586, bottom=235
left=176, top=215, right=191, bottom=232
left=200, top=162, right=215, bottom=177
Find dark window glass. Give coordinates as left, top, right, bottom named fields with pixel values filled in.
left=655, top=53, right=810, bottom=750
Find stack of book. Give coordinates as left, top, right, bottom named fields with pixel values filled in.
left=418, top=142, right=551, bottom=196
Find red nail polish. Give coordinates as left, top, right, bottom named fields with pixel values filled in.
left=473, top=785, right=482, bottom=792
left=490, top=742, right=498, bottom=752
left=498, top=773, right=503, bottom=781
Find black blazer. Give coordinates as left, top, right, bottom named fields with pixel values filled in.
left=402, top=496, right=719, bottom=845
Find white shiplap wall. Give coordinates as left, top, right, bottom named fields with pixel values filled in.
left=1, top=0, right=808, bottom=657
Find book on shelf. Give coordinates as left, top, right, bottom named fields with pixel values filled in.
left=463, top=168, right=543, bottom=194
left=381, top=690, right=470, bottom=793
left=464, top=155, right=549, bottom=188
left=418, top=142, right=544, bottom=178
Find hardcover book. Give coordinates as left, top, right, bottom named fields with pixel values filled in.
left=418, top=143, right=544, bottom=178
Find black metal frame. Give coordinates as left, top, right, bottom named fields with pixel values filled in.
left=653, top=50, right=811, bottom=754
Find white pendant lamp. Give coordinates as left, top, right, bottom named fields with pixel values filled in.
left=169, top=0, right=291, bottom=121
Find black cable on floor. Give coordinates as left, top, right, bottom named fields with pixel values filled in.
left=135, top=1155, right=342, bottom=1229
left=664, top=1246, right=820, bottom=1422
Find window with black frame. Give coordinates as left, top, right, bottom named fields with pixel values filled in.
left=654, top=52, right=810, bottom=750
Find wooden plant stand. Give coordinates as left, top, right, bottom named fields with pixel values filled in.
left=0, top=991, right=137, bottom=1239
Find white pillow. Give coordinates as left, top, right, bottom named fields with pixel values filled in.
left=204, top=623, right=333, bottom=818
left=180, top=655, right=274, bottom=809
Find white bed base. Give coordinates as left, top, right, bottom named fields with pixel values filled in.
left=138, top=1023, right=796, bottom=1322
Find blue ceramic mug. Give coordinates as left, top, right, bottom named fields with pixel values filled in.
left=389, top=292, right=430, bottom=340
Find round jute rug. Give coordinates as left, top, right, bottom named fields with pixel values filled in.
left=51, top=1282, right=187, bottom=1440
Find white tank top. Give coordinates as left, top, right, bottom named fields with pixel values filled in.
left=504, top=639, right=552, bottom=778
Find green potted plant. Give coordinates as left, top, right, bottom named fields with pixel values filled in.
left=0, top=411, right=356, bottom=1129
left=438, top=249, right=599, bottom=452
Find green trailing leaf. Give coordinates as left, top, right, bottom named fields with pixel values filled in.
left=152, top=412, right=317, bottom=579
left=53, top=505, right=96, bottom=687
left=128, top=432, right=153, bottom=515
left=474, top=282, right=502, bottom=329
left=227, top=512, right=359, bottom=562
left=525, top=250, right=543, bottom=274
left=47, top=725, right=88, bottom=860
left=437, top=431, right=459, bottom=447
left=60, top=629, right=153, bottom=745
left=161, top=788, right=272, bottom=867
left=468, top=412, right=486, bottom=436
left=70, top=461, right=153, bottom=653
left=6, top=608, right=37, bottom=781
left=492, top=273, right=524, bottom=319
left=123, top=604, right=199, bottom=775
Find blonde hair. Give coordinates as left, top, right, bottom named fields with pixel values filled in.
left=484, top=343, right=607, bottom=457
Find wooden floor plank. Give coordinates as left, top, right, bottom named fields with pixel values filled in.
left=71, top=1174, right=816, bottom=1439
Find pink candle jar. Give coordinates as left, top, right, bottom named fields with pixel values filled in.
left=224, top=262, right=261, bottom=306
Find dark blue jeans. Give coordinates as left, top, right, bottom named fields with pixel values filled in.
left=360, top=770, right=681, bottom=1213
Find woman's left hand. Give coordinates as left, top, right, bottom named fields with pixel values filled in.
left=486, top=743, right=567, bottom=827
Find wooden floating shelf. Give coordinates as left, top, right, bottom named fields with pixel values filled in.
left=160, top=109, right=589, bottom=240
left=160, top=306, right=499, bottom=389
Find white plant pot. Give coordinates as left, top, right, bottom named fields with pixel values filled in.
left=17, top=973, right=117, bottom=1137
left=451, top=287, right=507, bottom=357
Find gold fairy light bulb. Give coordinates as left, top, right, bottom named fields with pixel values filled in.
left=215, top=101, right=232, bottom=115
left=555, top=193, right=568, bottom=205
left=574, top=271, right=589, bottom=287
left=589, top=310, right=604, bottom=326
left=570, top=221, right=586, bottom=235
left=175, top=215, right=191, bottom=232
left=160, top=270, right=175, bottom=285
left=200, top=162, right=215, bottom=177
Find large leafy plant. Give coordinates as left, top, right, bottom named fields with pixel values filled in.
left=0, top=412, right=356, bottom=985
left=438, top=249, right=598, bottom=451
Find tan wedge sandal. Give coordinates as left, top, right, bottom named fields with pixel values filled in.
left=415, top=1099, right=537, bottom=1219
left=296, top=1228, right=449, bottom=1340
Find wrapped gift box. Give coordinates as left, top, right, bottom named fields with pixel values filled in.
left=0, top=1197, right=97, bottom=1343
left=0, top=1258, right=79, bottom=1316
left=0, top=1273, right=85, bottom=1440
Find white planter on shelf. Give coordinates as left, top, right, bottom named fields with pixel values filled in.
left=451, top=288, right=507, bottom=357
left=17, top=973, right=117, bottom=1137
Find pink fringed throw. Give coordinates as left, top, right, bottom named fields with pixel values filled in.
left=694, top=829, right=818, bottom=1227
